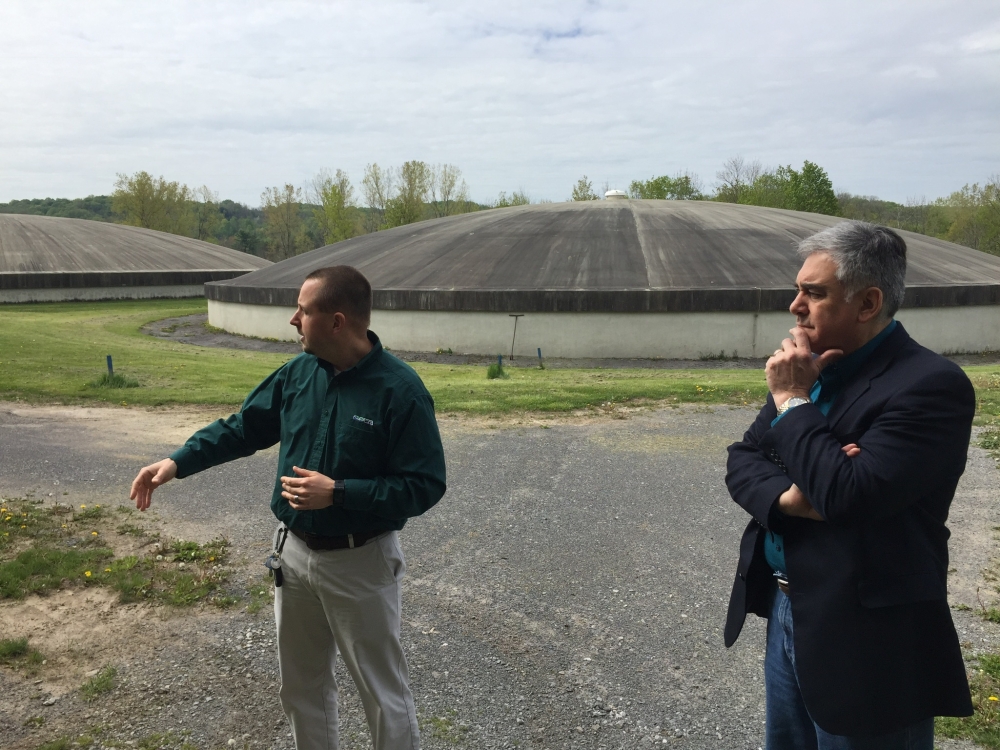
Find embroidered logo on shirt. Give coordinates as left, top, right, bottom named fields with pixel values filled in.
left=352, top=415, right=374, bottom=427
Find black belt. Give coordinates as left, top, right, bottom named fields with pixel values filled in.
left=289, top=527, right=387, bottom=551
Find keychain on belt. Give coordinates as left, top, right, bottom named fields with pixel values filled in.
left=265, top=526, right=290, bottom=587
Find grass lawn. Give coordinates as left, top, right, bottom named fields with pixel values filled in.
left=1, top=299, right=999, bottom=420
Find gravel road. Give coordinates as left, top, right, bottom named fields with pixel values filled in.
left=1, top=402, right=999, bottom=750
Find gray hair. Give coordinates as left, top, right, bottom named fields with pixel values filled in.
left=797, top=221, right=907, bottom=319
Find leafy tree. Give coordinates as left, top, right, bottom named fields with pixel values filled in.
left=788, top=161, right=838, bottom=215
left=571, top=176, right=598, bottom=201
left=360, top=163, right=394, bottom=233
left=313, top=169, right=358, bottom=245
left=384, top=160, right=432, bottom=228
left=429, top=164, right=473, bottom=217
left=715, top=157, right=762, bottom=204
left=629, top=173, right=704, bottom=200
left=939, top=178, right=1000, bottom=256
left=233, top=221, right=267, bottom=256
left=717, top=159, right=838, bottom=216
left=261, top=184, right=306, bottom=260
left=493, top=190, right=531, bottom=208
left=190, top=185, right=222, bottom=242
left=112, top=171, right=191, bottom=233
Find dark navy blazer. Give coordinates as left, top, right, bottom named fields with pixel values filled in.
left=725, top=322, right=975, bottom=736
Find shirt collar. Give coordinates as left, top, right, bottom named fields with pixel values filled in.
left=315, top=330, right=383, bottom=375
left=817, top=319, right=897, bottom=391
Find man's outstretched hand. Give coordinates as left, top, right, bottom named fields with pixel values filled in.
left=777, top=444, right=861, bottom=521
left=130, top=459, right=178, bottom=511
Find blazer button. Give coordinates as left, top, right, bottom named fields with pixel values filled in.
left=739, top=573, right=746, bottom=581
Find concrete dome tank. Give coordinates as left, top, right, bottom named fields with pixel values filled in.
left=0, top=214, right=270, bottom=303
left=205, top=200, right=1000, bottom=359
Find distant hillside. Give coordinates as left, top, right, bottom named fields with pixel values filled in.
left=0, top=195, right=113, bottom=222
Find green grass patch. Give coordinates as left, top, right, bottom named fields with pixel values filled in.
left=1, top=300, right=1000, bottom=418
left=79, top=665, right=117, bottom=701
left=0, top=497, right=231, bottom=607
left=937, top=653, right=1000, bottom=747
left=0, top=635, right=44, bottom=674
left=420, top=709, right=471, bottom=743
left=415, top=363, right=767, bottom=414
left=0, top=299, right=291, bottom=406
left=88, top=372, right=140, bottom=389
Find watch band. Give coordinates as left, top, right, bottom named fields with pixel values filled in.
left=332, top=479, right=346, bottom=506
left=776, top=396, right=811, bottom=416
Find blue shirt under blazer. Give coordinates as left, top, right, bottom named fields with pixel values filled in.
left=724, top=322, right=975, bottom=736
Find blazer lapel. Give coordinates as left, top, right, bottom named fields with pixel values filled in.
left=826, top=323, right=911, bottom=430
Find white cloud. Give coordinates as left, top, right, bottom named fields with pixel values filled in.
left=0, top=0, right=997, bottom=205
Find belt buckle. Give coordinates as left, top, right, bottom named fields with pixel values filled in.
left=774, top=573, right=790, bottom=595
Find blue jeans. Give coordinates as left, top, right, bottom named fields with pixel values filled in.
left=765, top=589, right=934, bottom=750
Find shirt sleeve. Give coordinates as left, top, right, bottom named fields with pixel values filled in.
left=726, top=393, right=795, bottom=528
left=169, top=366, right=285, bottom=478
left=342, top=392, right=447, bottom=520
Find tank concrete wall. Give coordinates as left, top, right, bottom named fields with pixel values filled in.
left=208, top=299, right=1000, bottom=358
left=1, top=285, right=206, bottom=304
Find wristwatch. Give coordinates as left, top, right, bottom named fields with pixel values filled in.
left=332, top=479, right=346, bottom=507
left=776, top=396, right=811, bottom=416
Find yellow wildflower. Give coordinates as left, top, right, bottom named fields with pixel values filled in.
left=104, top=568, right=111, bottom=573
left=80, top=505, right=86, bottom=509
left=91, top=531, right=98, bottom=536
left=990, top=696, right=999, bottom=702
left=84, top=571, right=92, bottom=578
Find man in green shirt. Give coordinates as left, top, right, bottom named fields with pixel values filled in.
left=130, top=266, right=447, bottom=750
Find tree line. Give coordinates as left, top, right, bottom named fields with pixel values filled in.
left=570, top=157, right=999, bottom=256
left=99, top=163, right=535, bottom=260
left=1, top=158, right=997, bottom=259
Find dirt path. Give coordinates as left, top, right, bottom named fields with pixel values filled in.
left=2, top=402, right=999, bottom=750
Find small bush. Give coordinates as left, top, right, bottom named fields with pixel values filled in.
left=486, top=360, right=508, bottom=380
left=89, top=373, right=140, bottom=389
left=0, top=636, right=29, bottom=659
left=982, top=428, right=1000, bottom=452
left=80, top=665, right=117, bottom=700
left=0, top=636, right=45, bottom=673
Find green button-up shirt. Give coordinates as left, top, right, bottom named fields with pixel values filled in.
left=169, top=331, right=447, bottom=536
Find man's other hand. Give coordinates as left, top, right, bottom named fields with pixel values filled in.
left=767, top=327, right=843, bottom=406
left=130, top=459, right=178, bottom=511
left=778, top=484, right=824, bottom=520
left=777, top=445, right=860, bottom=521
left=280, top=466, right=335, bottom=511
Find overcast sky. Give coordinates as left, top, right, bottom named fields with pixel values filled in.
left=2, top=1, right=998, bottom=206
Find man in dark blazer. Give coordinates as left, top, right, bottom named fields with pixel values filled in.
left=725, top=221, right=975, bottom=749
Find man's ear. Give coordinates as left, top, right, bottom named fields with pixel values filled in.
left=330, top=312, right=348, bottom=334
left=857, top=287, right=883, bottom=324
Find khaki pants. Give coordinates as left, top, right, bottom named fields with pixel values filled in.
left=274, top=527, right=419, bottom=750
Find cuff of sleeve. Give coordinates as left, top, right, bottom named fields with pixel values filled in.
left=343, top=478, right=375, bottom=513
left=168, top=447, right=199, bottom=479
left=751, top=475, right=795, bottom=528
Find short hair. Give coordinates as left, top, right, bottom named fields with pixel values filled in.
left=304, top=266, right=372, bottom=326
left=797, top=221, right=907, bottom=319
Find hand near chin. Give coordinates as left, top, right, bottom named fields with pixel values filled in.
left=767, top=327, right=844, bottom=405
